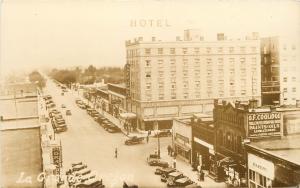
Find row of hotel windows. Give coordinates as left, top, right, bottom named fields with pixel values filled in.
left=142, top=47, right=258, bottom=55
left=145, top=57, right=257, bottom=66
left=283, top=77, right=297, bottom=82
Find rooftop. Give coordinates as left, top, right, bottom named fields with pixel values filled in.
left=0, top=96, right=38, bottom=120
left=249, top=135, right=300, bottom=166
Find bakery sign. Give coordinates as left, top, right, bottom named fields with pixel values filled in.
left=248, top=153, right=274, bottom=179
left=247, top=112, right=281, bottom=138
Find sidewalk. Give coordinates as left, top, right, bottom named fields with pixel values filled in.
left=161, top=151, right=226, bottom=188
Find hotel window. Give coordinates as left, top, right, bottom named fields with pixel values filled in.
left=195, top=81, right=201, bottom=88
left=241, top=90, right=246, bottom=96
left=195, top=93, right=201, bottom=98
left=145, top=48, right=151, bottom=55
left=283, top=88, right=288, bottom=92
left=170, top=59, right=176, bottom=65
left=170, top=48, right=175, bottom=54
left=194, top=48, right=200, bottom=54
left=158, top=95, right=164, bottom=100
left=171, top=84, right=176, bottom=89
left=218, top=47, right=223, bottom=53
left=292, top=44, right=296, bottom=50
left=229, top=47, right=234, bottom=53
left=158, top=48, right=163, bottom=55
left=293, top=87, right=296, bottom=92
left=158, top=83, right=164, bottom=89
left=283, top=77, right=287, bottom=82
left=145, top=60, right=151, bottom=67
left=182, top=48, right=188, bottom=54
left=240, top=57, right=245, bottom=63
left=183, top=93, right=188, bottom=99
left=145, top=72, right=151, bottom=78
left=251, top=47, right=257, bottom=53
left=146, top=83, right=151, bottom=90
left=283, top=44, right=287, bottom=50
left=292, top=77, right=296, bottom=82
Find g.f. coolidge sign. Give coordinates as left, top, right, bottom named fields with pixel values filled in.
left=247, top=112, right=281, bottom=138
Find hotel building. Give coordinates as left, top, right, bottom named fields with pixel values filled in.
left=125, top=30, right=261, bottom=130
left=261, top=36, right=300, bottom=105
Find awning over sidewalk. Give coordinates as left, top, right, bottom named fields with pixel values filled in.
left=119, top=112, right=136, bottom=119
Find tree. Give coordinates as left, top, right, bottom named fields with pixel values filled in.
left=28, top=71, right=46, bottom=88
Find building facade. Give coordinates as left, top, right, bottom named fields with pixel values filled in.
left=213, top=99, right=283, bottom=186
left=261, top=36, right=300, bottom=105
left=125, top=30, right=262, bottom=130
left=172, top=117, right=192, bottom=163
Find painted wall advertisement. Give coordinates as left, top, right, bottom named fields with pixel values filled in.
left=247, top=112, right=281, bottom=138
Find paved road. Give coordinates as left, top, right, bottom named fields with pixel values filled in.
left=44, top=80, right=170, bottom=187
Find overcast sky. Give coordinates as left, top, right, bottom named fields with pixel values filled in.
left=0, top=0, right=299, bottom=76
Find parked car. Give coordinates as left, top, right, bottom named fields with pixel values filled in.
left=78, top=103, right=87, bottom=109
left=147, top=153, right=160, bottom=162
left=96, top=116, right=106, bottom=124
left=167, top=177, right=194, bottom=187
left=72, top=164, right=88, bottom=172
left=74, top=179, right=104, bottom=188
left=154, top=130, right=172, bottom=137
left=148, top=159, right=169, bottom=168
left=155, top=167, right=176, bottom=175
left=74, top=168, right=91, bottom=177
left=106, top=125, right=121, bottom=133
left=125, top=136, right=144, bottom=145
left=123, top=181, right=138, bottom=188
left=66, top=110, right=72, bottom=115
left=86, top=108, right=93, bottom=114
left=161, top=171, right=183, bottom=183
left=54, top=124, right=67, bottom=133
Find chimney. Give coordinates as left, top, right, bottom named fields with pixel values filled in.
left=217, top=33, right=225, bottom=41
left=235, top=100, right=241, bottom=108
left=249, top=99, right=258, bottom=109
left=214, top=99, right=219, bottom=107
left=222, top=100, right=227, bottom=106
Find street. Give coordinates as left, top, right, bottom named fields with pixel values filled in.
left=44, top=80, right=170, bottom=187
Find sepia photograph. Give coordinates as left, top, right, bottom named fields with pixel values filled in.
left=0, top=0, right=300, bottom=187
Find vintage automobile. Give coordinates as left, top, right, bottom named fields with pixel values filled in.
left=167, top=177, right=194, bottom=187
left=106, top=125, right=121, bottom=133
left=96, top=116, right=107, bottom=124
left=75, top=99, right=83, bottom=104
left=154, top=130, right=172, bottom=137
left=86, top=108, right=93, bottom=114
left=91, top=111, right=100, bottom=119
left=123, top=181, right=138, bottom=188
left=66, top=110, right=72, bottom=115
left=125, top=136, right=144, bottom=145
left=71, top=162, right=83, bottom=167
left=148, top=159, right=169, bottom=168
left=54, top=124, right=67, bottom=133
left=74, top=178, right=104, bottom=188
left=147, top=154, right=160, bottom=162
left=74, top=168, right=91, bottom=177
left=43, top=95, right=52, bottom=100
left=78, top=103, right=87, bottom=109
left=161, top=171, right=184, bottom=183
left=155, top=167, right=176, bottom=175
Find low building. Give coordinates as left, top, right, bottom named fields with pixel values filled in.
left=213, top=99, right=283, bottom=185
left=191, top=113, right=215, bottom=175
left=107, top=83, right=127, bottom=117
left=0, top=83, right=43, bottom=188
left=245, top=135, right=300, bottom=187
left=173, top=117, right=193, bottom=163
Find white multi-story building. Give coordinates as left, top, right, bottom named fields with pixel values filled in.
left=125, top=30, right=261, bottom=130
left=261, top=36, right=300, bottom=106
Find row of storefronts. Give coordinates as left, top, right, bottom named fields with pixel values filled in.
left=183, top=99, right=300, bottom=187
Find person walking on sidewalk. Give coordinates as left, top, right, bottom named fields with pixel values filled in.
left=146, top=135, right=149, bottom=143
left=167, top=145, right=171, bottom=155
left=115, top=148, right=118, bottom=159
left=173, top=158, right=177, bottom=169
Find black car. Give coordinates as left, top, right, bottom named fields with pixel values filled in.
left=96, top=116, right=107, bottom=124
left=155, top=167, right=176, bottom=175
left=161, top=171, right=183, bottom=183
left=125, top=136, right=144, bottom=145
left=106, top=125, right=121, bottom=133
left=74, top=179, right=104, bottom=188
left=167, top=177, right=194, bottom=187
left=154, top=130, right=172, bottom=137
left=148, top=159, right=169, bottom=168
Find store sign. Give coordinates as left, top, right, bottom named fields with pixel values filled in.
left=248, top=153, right=274, bottom=179
left=247, top=112, right=281, bottom=137
left=52, top=146, right=61, bottom=174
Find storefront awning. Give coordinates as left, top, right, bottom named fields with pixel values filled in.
left=175, top=141, right=191, bottom=152
left=119, top=112, right=136, bottom=119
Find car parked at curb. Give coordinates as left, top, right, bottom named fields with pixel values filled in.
left=155, top=167, right=176, bottom=175
left=167, top=177, right=194, bottom=187
left=125, top=136, right=144, bottom=145
left=161, top=171, right=184, bottom=183
left=148, top=159, right=169, bottom=168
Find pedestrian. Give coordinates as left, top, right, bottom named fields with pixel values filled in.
left=167, top=145, right=171, bottom=155
left=146, top=135, right=149, bottom=143
left=173, top=158, right=176, bottom=168
left=115, top=148, right=118, bottom=159
left=200, top=170, right=205, bottom=181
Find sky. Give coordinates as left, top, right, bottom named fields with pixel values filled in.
left=0, top=0, right=300, bottom=77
